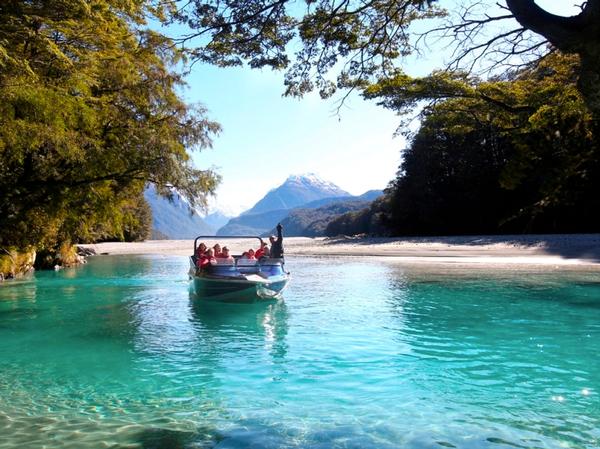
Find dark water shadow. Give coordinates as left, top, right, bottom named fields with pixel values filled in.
left=136, top=426, right=224, bottom=449
left=132, top=418, right=561, bottom=449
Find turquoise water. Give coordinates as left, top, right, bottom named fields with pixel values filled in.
left=1, top=255, right=599, bottom=449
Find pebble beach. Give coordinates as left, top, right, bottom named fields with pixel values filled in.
left=80, top=234, right=600, bottom=267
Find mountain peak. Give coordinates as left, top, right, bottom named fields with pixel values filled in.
left=283, top=173, right=346, bottom=191
left=285, top=172, right=321, bottom=182
left=284, top=173, right=330, bottom=187
left=239, top=174, right=350, bottom=216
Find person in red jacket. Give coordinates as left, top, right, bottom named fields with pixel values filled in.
left=195, top=242, right=207, bottom=258
left=255, top=241, right=270, bottom=259
left=197, top=248, right=217, bottom=269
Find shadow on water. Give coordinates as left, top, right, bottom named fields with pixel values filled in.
left=131, top=418, right=553, bottom=449
left=136, top=426, right=225, bottom=449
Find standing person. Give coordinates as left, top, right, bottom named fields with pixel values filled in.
left=269, top=223, right=284, bottom=258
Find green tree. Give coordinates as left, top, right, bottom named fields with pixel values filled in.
left=167, top=0, right=600, bottom=116
left=0, top=1, right=220, bottom=251
left=372, top=53, right=600, bottom=234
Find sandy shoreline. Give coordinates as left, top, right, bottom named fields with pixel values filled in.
left=79, top=234, right=600, bottom=267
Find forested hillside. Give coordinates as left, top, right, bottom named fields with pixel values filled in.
left=270, top=200, right=372, bottom=237
left=328, top=54, right=600, bottom=236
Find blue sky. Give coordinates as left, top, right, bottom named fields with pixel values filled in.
left=177, top=1, right=578, bottom=215
left=183, top=67, right=406, bottom=215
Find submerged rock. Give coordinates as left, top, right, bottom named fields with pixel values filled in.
left=76, top=246, right=97, bottom=257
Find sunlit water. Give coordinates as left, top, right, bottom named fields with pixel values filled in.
left=1, top=255, right=599, bottom=449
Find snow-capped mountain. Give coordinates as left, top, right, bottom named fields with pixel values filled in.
left=241, top=173, right=351, bottom=216
left=217, top=174, right=353, bottom=236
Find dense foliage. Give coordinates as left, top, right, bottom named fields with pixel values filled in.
left=325, top=198, right=388, bottom=236
left=0, top=0, right=220, bottom=252
left=166, top=0, right=600, bottom=116
left=328, top=53, right=600, bottom=236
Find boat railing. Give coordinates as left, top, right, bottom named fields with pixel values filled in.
left=193, top=235, right=265, bottom=255
left=192, top=256, right=285, bottom=276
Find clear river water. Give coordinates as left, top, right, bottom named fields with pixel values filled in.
left=0, top=255, right=599, bottom=449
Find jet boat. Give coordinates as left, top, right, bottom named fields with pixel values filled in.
left=189, top=236, right=290, bottom=301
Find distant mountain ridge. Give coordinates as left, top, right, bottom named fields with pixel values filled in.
left=144, top=185, right=215, bottom=239
left=145, top=177, right=383, bottom=239
left=267, top=199, right=373, bottom=237
left=270, top=189, right=384, bottom=237
left=218, top=174, right=350, bottom=236
left=203, top=210, right=232, bottom=230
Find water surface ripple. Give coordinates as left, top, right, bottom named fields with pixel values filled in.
left=0, top=255, right=599, bottom=448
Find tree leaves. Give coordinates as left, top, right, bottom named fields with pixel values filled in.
left=0, top=0, right=220, bottom=250
left=378, top=53, right=600, bottom=234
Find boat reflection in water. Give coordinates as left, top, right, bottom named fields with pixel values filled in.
left=189, top=236, right=290, bottom=302
left=189, top=298, right=290, bottom=361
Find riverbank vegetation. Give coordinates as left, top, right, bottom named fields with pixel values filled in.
left=327, top=54, right=600, bottom=236
left=0, top=1, right=220, bottom=272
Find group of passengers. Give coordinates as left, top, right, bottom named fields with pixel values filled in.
left=195, top=224, right=283, bottom=268
left=194, top=240, right=273, bottom=269
left=194, top=243, right=233, bottom=269
left=194, top=224, right=284, bottom=270
left=241, top=241, right=270, bottom=260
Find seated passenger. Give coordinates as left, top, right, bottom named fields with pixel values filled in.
left=219, top=246, right=234, bottom=264
left=238, top=251, right=256, bottom=265
left=197, top=248, right=217, bottom=269
left=255, top=241, right=270, bottom=259
left=213, top=243, right=222, bottom=258
left=247, top=248, right=257, bottom=260
left=195, top=242, right=207, bottom=258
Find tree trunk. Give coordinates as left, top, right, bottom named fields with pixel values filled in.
left=506, top=0, right=600, bottom=117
